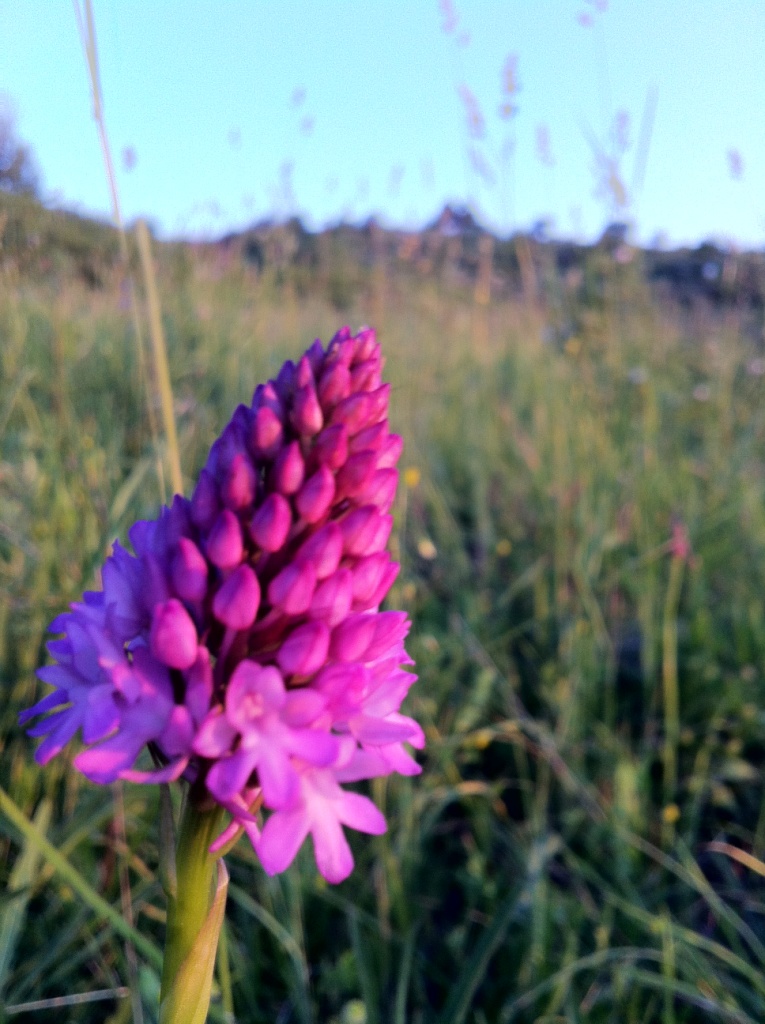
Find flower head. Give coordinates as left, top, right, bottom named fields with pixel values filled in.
left=21, top=327, right=421, bottom=883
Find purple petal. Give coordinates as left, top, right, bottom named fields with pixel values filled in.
left=82, top=686, right=120, bottom=744
left=19, top=688, right=66, bottom=725
left=160, top=704, right=195, bottom=757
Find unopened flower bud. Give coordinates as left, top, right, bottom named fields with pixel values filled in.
left=207, top=509, right=244, bottom=569
left=150, top=599, right=198, bottom=669
left=212, top=564, right=261, bottom=629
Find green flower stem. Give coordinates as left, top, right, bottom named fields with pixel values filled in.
left=160, top=796, right=225, bottom=1014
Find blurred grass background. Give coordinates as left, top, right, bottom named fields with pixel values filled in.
left=3, top=189, right=765, bottom=1023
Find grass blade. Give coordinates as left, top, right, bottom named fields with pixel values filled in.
left=0, top=787, right=162, bottom=971
left=0, top=797, right=52, bottom=996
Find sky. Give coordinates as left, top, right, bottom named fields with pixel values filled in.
left=1, top=1, right=763, bottom=248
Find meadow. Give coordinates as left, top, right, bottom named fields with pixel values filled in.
left=2, top=196, right=765, bottom=1023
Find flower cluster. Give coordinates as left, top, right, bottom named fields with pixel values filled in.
left=21, top=327, right=422, bottom=883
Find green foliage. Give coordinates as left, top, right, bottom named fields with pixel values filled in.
left=3, top=226, right=765, bottom=1023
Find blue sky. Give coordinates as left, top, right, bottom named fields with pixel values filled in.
left=1, top=1, right=763, bottom=246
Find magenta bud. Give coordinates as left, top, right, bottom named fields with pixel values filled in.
left=292, top=383, right=324, bottom=436
left=352, top=552, right=391, bottom=605
left=277, top=620, right=330, bottom=677
left=310, top=568, right=354, bottom=626
left=250, top=492, right=292, bottom=551
left=318, top=362, right=351, bottom=409
left=272, top=441, right=305, bottom=495
left=190, top=468, right=219, bottom=531
left=206, top=509, right=244, bottom=569
left=355, top=560, right=399, bottom=611
left=251, top=406, right=283, bottom=458
left=268, top=560, right=317, bottom=615
left=330, top=613, right=377, bottom=662
left=331, top=392, right=371, bottom=435
left=150, top=599, right=198, bottom=669
left=296, top=354, right=315, bottom=388
left=355, top=327, right=377, bottom=362
left=213, top=564, right=261, bottom=629
left=313, top=423, right=348, bottom=470
left=365, top=610, right=409, bottom=661
left=350, top=358, right=382, bottom=393
left=296, top=466, right=336, bottom=524
left=349, top=420, right=388, bottom=454
left=366, top=383, right=390, bottom=425
left=342, top=505, right=389, bottom=557
left=335, top=450, right=377, bottom=501
left=306, top=338, right=325, bottom=373
left=221, top=452, right=257, bottom=510
left=172, top=537, right=208, bottom=601
left=360, top=468, right=398, bottom=512
left=377, top=433, right=403, bottom=468
left=295, top=522, right=343, bottom=579
left=276, top=359, right=296, bottom=397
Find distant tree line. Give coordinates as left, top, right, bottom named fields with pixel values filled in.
left=0, top=98, right=40, bottom=197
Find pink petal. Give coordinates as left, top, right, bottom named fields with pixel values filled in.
left=258, top=808, right=311, bottom=875
left=311, top=812, right=354, bottom=884
left=350, top=714, right=419, bottom=745
left=283, top=688, right=327, bottom=726
left=193, top=707, right=238, bottom=757
left=335, top=790, right=387, bottom=834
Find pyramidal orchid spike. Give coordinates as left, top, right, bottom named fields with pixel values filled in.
left=21, top=326, right=420, bottom=885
